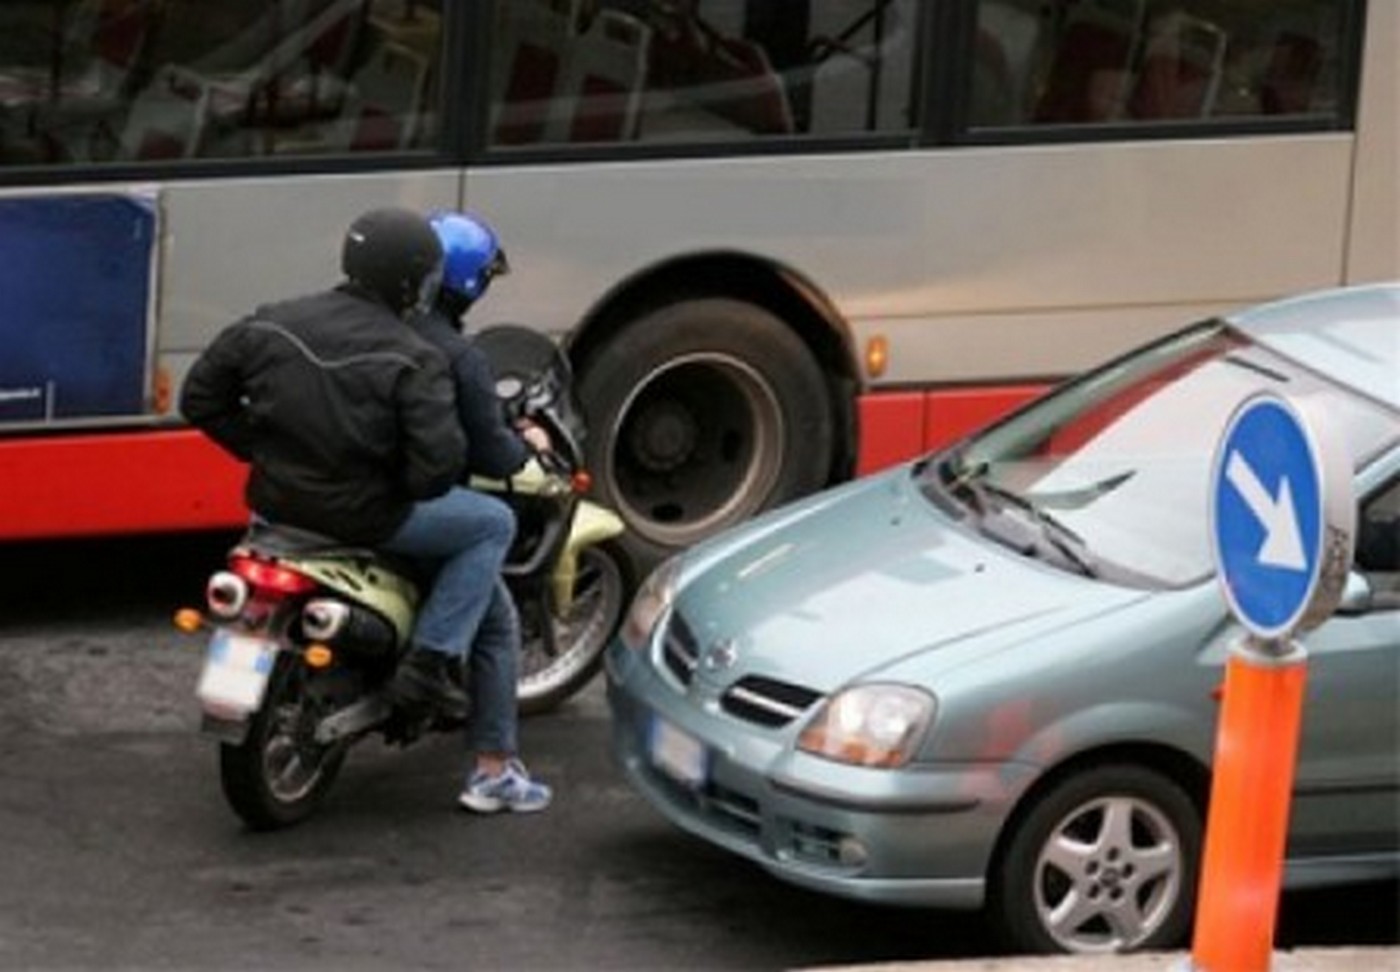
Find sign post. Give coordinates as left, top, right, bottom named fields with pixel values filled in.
left=1190, top=393, right=1354, bottom=972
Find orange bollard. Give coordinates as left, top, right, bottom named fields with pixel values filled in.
left=1190, top=639, right=1308, bottom=972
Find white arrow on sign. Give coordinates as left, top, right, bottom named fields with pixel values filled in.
left=1226, top=450, right=1306, bottom=571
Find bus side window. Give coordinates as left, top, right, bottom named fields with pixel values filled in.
left=1258, top=30, right=1323, bottom=114
left=486, top=0, right=921, bottom=149
left=1030, top=0, right=1145, bottom=123
left=972, top=0, right=1347, bottom=131
left=1125, top=10, right=1227, bottom=119
left=560, top=10, right=653, bottom=143
left=11, top=0, right=443, bottom=164
left=969, top=0, right=1049, bottom=127
left=118, top=63, right=212, bottom=160
left=336, top=37, right=432, bottom=151
left=805, top=0, right=917, bottom=135
left=490, top=0, right=576, bottom=146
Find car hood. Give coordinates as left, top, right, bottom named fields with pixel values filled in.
left=673, top=467, right=1150, bottom=691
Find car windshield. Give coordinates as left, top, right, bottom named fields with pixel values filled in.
left=919, top=321, right=1400, bottom=589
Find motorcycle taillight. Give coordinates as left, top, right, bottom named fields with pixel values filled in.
left=229, top=554, right=319, bottom=595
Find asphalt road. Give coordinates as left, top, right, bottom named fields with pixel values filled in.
left=0, top=533, right=1395, bottom=971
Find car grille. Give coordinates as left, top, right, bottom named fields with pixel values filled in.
left=662, top=614, right=823, bottom=729
left=661, top=612, right=700, bottom=685
left=721, top=676, right=822, bottom=728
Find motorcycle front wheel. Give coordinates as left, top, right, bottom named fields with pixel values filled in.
left=518, top=542, right=630, bottom=716
left=218, top=652, right=348, bottom=830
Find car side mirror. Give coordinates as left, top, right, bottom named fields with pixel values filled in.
left=1334, top=571, right=1375, bottom=616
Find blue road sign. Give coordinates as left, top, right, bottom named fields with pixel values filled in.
left=1211, top=394, right=1326, bottom=640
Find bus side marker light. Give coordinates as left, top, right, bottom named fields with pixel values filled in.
left=866, top=336, right=889, bottom=379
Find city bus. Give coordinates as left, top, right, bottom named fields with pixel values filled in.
left=0, top=0, right=1393, bottom=573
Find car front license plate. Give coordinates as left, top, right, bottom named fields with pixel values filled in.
left=649, top=716, right=708, bottom=788
left=196, top=630, right=277, bottom=716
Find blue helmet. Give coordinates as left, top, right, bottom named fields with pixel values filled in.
left=428, top=210, right=510, bottom=303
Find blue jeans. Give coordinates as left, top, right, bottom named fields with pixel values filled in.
left=381, top=486, right=515, bottom=662
left=465, top=578, right=520, bottom=755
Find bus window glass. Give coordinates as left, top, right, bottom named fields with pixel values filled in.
left=0, top=0, right=444, bottom=168
left=487, top=0, right=920, bottom=148
left=970, top=0, right=1348, bottom=129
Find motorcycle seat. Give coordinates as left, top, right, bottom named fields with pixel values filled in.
left=239, top=521, right=420, bottom=577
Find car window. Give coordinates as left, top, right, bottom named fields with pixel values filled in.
left=1357, top=477, right=1400, bottom=608
left=930, top=323, right=1400, bottom=589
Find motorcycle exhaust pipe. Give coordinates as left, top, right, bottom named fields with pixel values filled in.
left=301, top=599, right=397, bottom=658
left=206, top=571, right=250, bottom=619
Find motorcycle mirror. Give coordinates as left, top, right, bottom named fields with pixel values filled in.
left=475, top=324, right=569, bottom=386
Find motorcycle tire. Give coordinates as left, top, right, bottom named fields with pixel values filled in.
left=218, top=652, right=348, bottom=830
left=517, top=541, right=632, bottom=716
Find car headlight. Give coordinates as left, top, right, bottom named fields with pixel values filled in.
left=620, top=555, right=683, bottom=651
left=797, top=684, right=936, bottom=768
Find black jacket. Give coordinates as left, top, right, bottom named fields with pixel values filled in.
left=411, top=309, right=531, bottom=480
left=180, top=286, right=466, bottom=544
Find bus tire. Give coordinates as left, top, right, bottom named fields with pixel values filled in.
left=578, top=298, right=834, bottom=576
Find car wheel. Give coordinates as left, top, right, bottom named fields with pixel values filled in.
left=990, top=763, right=1202, bottom=955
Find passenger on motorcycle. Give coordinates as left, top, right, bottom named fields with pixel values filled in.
left=180, top=208, right=537, bottom=810
left=410, top=209, right=553, bottom=813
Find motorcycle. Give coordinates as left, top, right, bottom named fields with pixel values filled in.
left=175, top=325, right=632, bottom=829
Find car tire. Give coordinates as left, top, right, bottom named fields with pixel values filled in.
left=578, top=298, right=834, bottom=575
left=990, top=763, right=1202, bottom=955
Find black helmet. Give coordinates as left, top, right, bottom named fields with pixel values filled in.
left=340, top=207, right=443, bottom=314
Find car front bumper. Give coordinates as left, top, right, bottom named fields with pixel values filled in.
left=605, top=645, right=1040, bottom=910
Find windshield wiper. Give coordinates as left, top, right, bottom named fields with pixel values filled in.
left=932, top=455, right=993, bottom=515
left=931, top=455, right=1100, bottom=577
left=1028, top=470, right=1136, bottom=511
left=977, top=480, right=1100, bottom=579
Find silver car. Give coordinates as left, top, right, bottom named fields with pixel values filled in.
left=604, top=283, right=1400, bottom=956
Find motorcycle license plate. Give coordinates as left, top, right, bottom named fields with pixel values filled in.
left=648, top=716, right=708, bottom=789
left=196, top=631, right=277, bottom=716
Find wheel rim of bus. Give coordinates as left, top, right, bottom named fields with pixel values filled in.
left=605, top=351, right=784, bottom=550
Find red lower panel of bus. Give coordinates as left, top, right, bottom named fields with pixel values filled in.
left=855, top=384, right=1047, bottom=477
left=0, top=428, right=248, bottom=540
left=0, top=385, right=1046, bottom=541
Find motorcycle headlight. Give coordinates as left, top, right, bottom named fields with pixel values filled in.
left=620, top=556, right=683, bottom=651
left=797, top=684, right=936, bottom=768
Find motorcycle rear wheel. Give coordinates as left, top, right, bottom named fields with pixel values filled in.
left=219, top=653, right=348, bottom=830
left=518, top=542, right=631, bottom=715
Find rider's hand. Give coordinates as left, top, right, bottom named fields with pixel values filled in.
left=518, top=420, right=552, bottom=454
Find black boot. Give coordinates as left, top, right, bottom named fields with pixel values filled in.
left=387, top=649, right=468, bottom=717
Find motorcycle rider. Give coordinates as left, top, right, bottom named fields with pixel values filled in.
left=411, top=210, right=552, bottom=813
left=180, top=207, right=515, bottom=745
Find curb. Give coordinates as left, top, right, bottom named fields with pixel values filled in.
left=796, top=947, right=1399, bottom=971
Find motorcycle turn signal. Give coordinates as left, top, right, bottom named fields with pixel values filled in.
left=173, top=608, right=205, bottom=633
left=303, top=644, right=335, bottom=669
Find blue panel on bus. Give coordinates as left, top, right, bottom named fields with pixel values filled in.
left=0, top=193, right=156, bottom=424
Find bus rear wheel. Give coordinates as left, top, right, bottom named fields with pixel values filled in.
left=579, top=298, right=834, bottom=574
